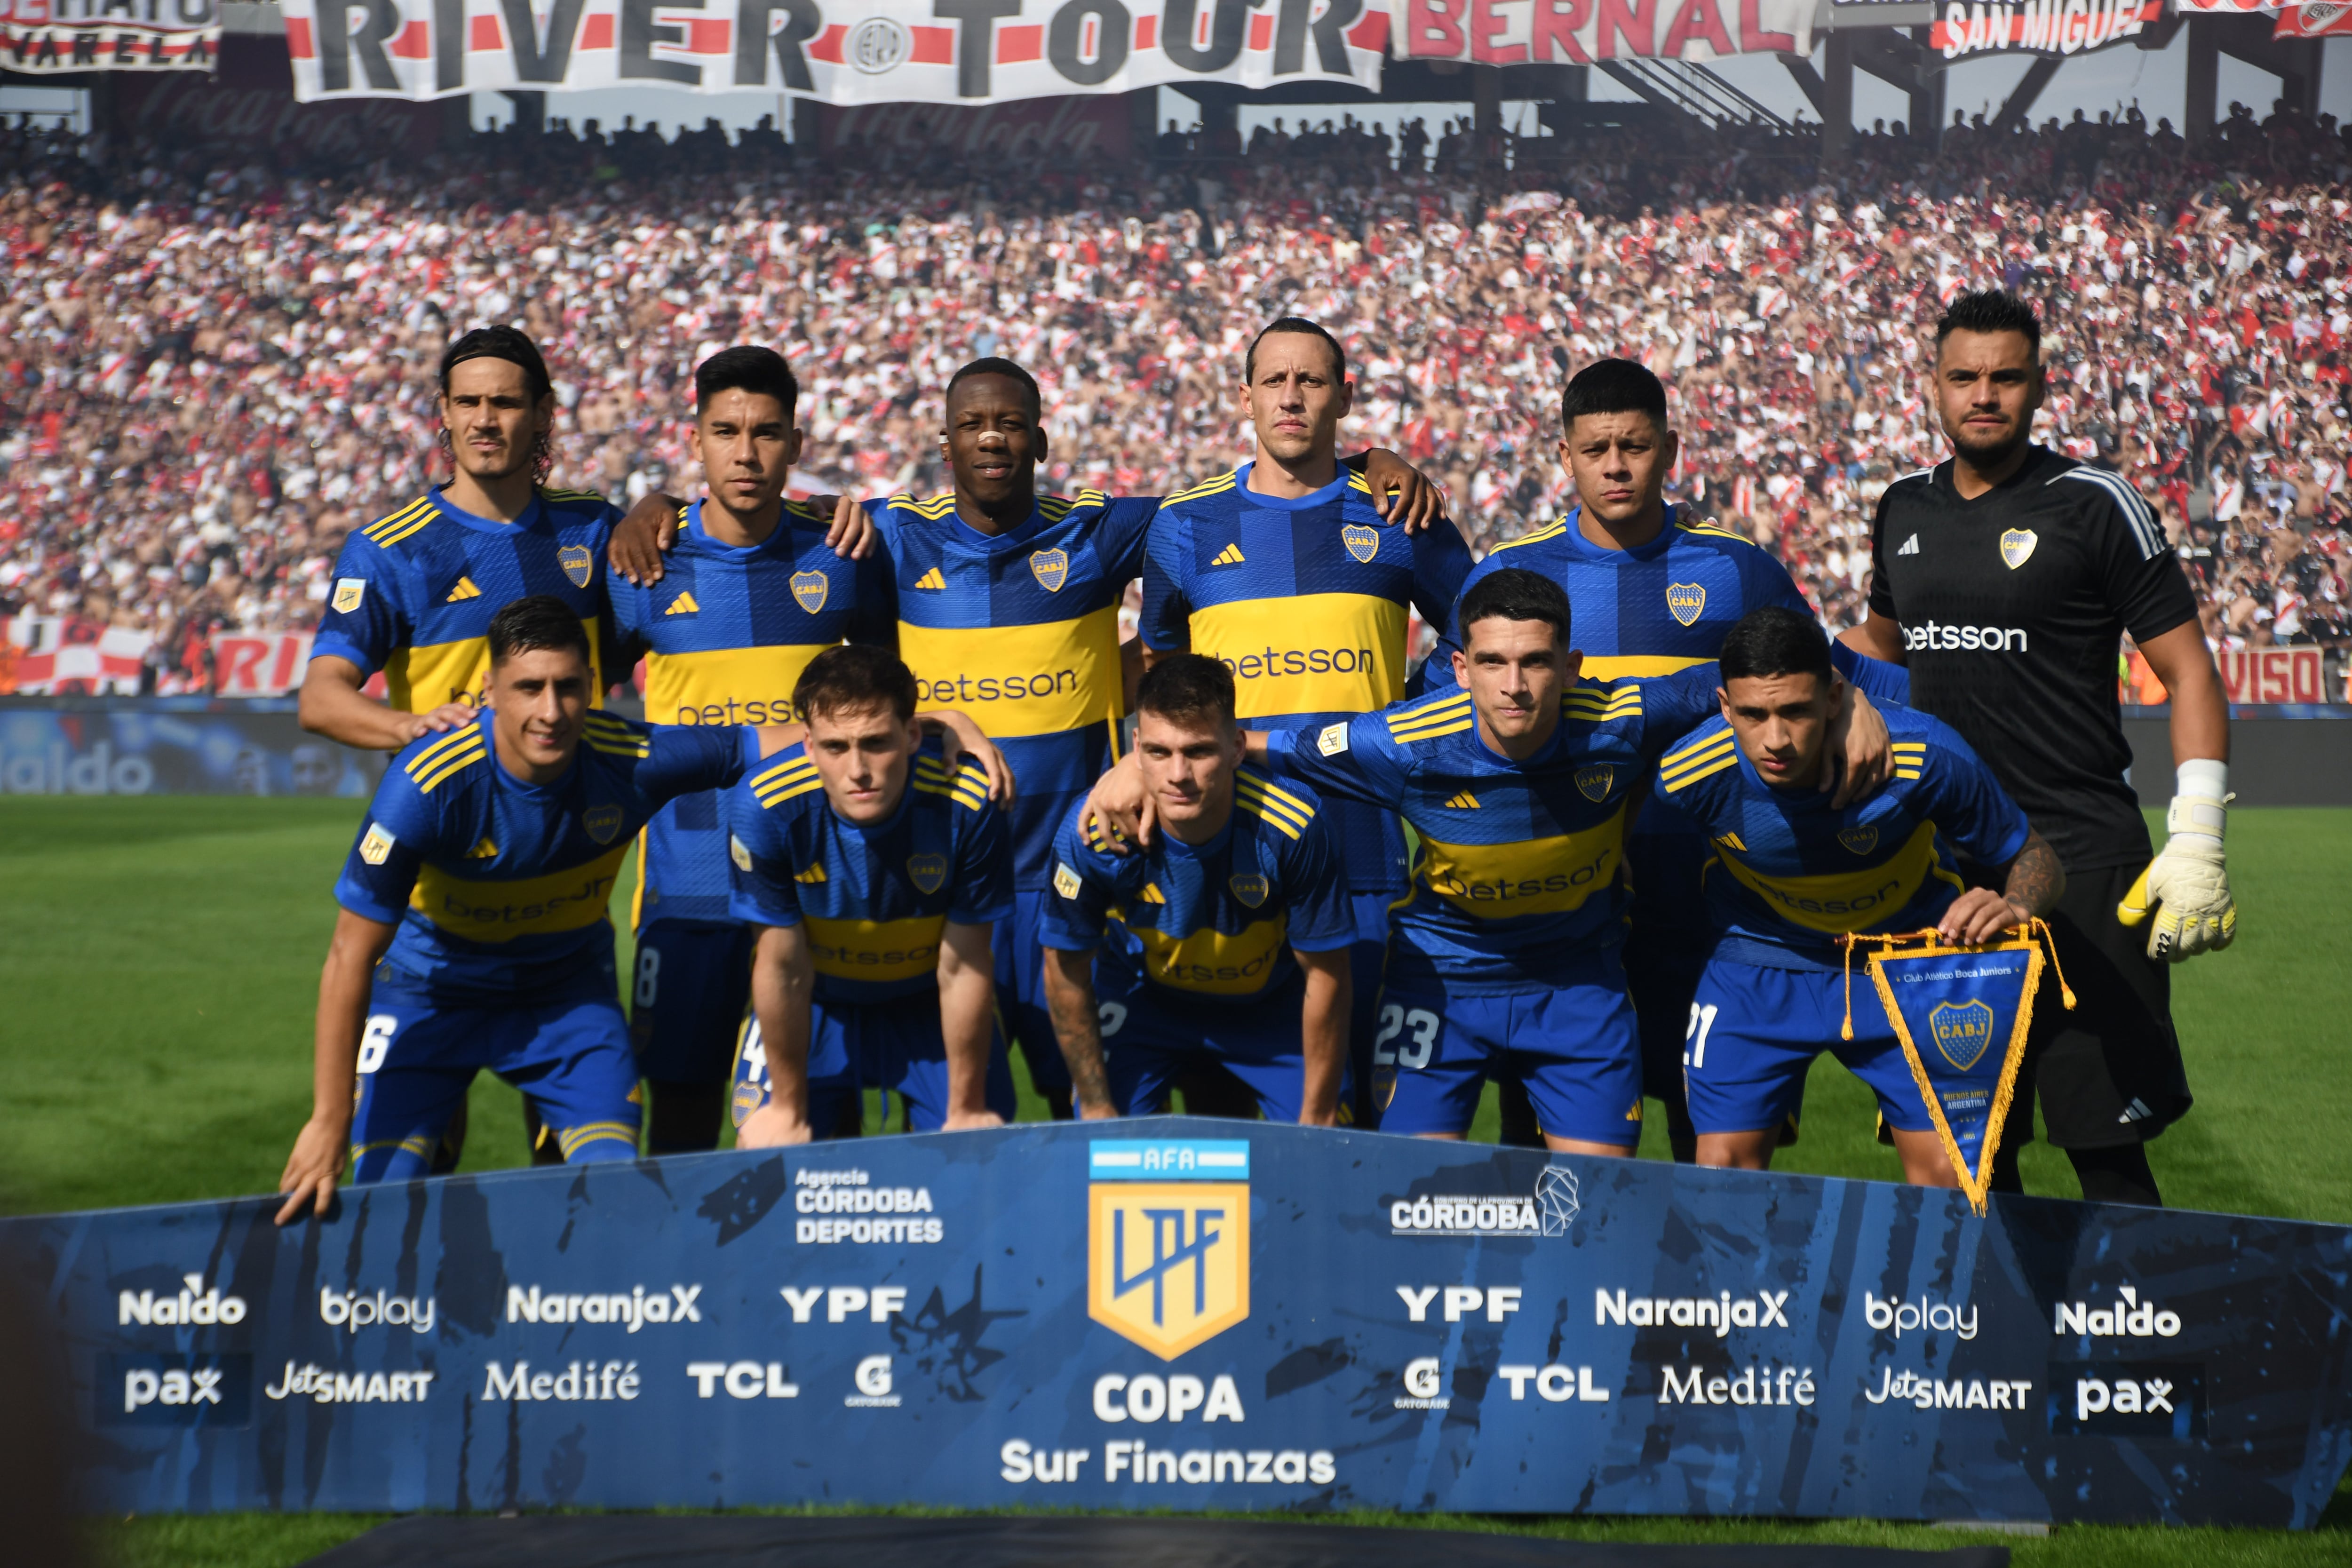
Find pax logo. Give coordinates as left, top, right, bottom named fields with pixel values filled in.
left=1087, top=1139, right=1249, bottom=1360
left=2050, top=1362, right=2206, bottom=1439
left=100, top=1353, right=252, bottom=1428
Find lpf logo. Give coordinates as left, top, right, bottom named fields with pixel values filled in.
left=1087, top=1139, right=1249, bottom=1360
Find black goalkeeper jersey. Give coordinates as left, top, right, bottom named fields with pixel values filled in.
left=1867, top=446, right=2199, bottom=875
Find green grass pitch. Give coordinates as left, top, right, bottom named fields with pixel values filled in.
left=0, top=797, right=2344, bottom=1566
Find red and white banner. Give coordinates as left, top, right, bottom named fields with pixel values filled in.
left=2273, top=1, right=2352, bottom=36
left=2217, top=647, right=2328, bottom=706
left=1927, top=0, right=2161, bottom=58
left=281, top=0, right=1388, bottom=103
left=208, top=632, right=316, bottom=697
left=0, top=618, right=154, bottom=695
left=1396, top=0, right=1815, bottom=63
left=818, top=96, right=1132, bottom=159
left=0, top=0, right=217, bottom=72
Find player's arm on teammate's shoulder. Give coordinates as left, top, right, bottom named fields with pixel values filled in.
left=1348, top=448, right=1448, bottom=532
left=1826, top=681, right=1891, bottom=810
left=739, top=924, right=816, bottom=1148
left=298, top=654, right=475, bottom=751
left=919, top=710, right=1015, bottom=806
left=1840, top=613, right=1907, bottom=666
left=2119, top=621, right=2235, bottom=961
left=1938, top=829, right=2066, bottom=946
left=605, top=490, right=874, bottom=586
left=936, top=923, right=1004, bottom=1131
left=277, top=907, right=397, bottom=1225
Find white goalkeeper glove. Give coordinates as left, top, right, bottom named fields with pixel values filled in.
left=2117, top=760, right=2236, bottom=963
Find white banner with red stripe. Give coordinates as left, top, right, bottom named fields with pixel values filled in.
left=2273, top=1, right=2352, bottom=35
left=1394, top=0, right=1815, bottom=63
left=0, top=0, right=218, bottom=73
left=280, top=0, right=1389, bottom=103
left=1926, top=0, right=2161, bottom=58
left=0, top=618, right=155, bottom=695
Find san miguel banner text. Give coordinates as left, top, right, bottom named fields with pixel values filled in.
left=14, top=1119, right=2352, bottom=1525
left=1927, top=0, right=2160, bottom=60
left=0, top=0, right=218, bottom=73
left=1395, top=0, right=1817, bottom=64
left=279, top=0, right=1390, bottom=103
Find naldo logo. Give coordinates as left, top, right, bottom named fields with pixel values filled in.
left=1087, top=1140, right=1249, bottom=1360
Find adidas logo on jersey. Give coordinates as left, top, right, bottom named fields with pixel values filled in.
left=445, top=576, right=482, bottom=602
left=912, top=567, right=946, bottom=590
left=1445, top=791, right=1480, bottom=811
left=1896, top=534, right=1920, bottom=557
left=1209, top=543, right=1246, bottom=567
left=794, top=863, right=827, bottom=884
left=466, top=837, right=497, bottom=859
left=666, top=591, right=700, bottom=615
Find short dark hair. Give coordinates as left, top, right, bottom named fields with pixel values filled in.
left=486, top=595, right=591, bottom=668
left=695, top=345, right=798, bottom=418
left=1456, top=568, right=1572, bottom=647
left=945, top=357, right=1042, bottom=422
left=1245, top=317, right=1346, bottom=383
left=793, top=644, right=917, bottom=725
left=440, top=325, right=552, bottom=404
left=1718, top=605, right=1834, bottom=686
left=1559, top=357, right=1667, bottom=434
left=1936, top=289, right=2042, bottom=359
left=1135, top=653, right=1238, bottom=730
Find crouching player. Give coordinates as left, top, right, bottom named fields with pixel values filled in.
left=727, top=646, right=1015, bottom=1145
left=1042, top=654, right=1353, bottom=1125
left=1658, top=606, right=2064, bottom=1184
left=276, top=596, right=782, bottom=1223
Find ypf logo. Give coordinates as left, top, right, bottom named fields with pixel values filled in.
left=848, top=16, right=911, bottom=73
left=1088, top=1139, right=1248, bottom=1360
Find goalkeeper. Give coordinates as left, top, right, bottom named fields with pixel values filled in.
left=1843, top=288, right=2232, bottom=1208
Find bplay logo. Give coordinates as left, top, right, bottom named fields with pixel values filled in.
left=1088, top=1139, right=1250, bottom=1360
left=319, top=1287, right=435, bottom=1335
left=118, top=1273, right=247, bottom=1327
left=1863, top=1291, right=1978, bottom=1340
left=2053, top=1284, right=2182, bottom=1339
left=99, top=1353, right=252, bottom=1428
left=265, top=1363, right=436, bottom=1403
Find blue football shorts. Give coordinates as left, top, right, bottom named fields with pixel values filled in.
left=730, top=991, right=1015, bottom=1134
left=1373, top=953, right=1644, bottom=1145
left=1682, top=959, right=1934, bottom=1136
left=350, top=983, right=641, bottom=1181
left=628, top=918, right=755, bottom=1085
left=996, top=888, right=1063, bottom=1096
left=1096, top=970, right=1346, bottom=1125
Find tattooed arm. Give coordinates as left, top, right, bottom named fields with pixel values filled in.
left=1042, top=947, right=1117, bottom=1120
left=1938, top=829, right=2066, bottom=946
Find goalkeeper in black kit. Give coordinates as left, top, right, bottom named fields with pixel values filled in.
left=1844, top=290, right=2233, bottom=1208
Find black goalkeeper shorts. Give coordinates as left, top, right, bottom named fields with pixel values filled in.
left=2020, top=859, right=2194, bottom=1149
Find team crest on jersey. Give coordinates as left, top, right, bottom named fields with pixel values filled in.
left=332, top=577, right=367, bottom=614
left=1341, top=524, right=1380, bottom=564
left=1929, top=999, right=1996, bottom=1072
left=1574, top=765, right=1616, bottom=802
left=907, top=853, right=948, bottom=895
left=1999, top=529, right=2038, bottom=570
left=583, top=804, right=624, bottom=844
left=559, top=544, right=594, bottom=588
left=1029, top=549, right=1069, bottom=592
left=1665, top=582, right=1707, bottom=627
left=791, top=570, right=830, bottom=614
left=1228, top=873, right=1269, bottom=908
left=1837, top=825, right=1880, bottom=856
left=1088, top=1139, right=1249, bottom=1360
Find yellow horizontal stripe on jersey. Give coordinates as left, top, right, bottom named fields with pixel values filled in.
left=1164, top=473, right=1238, bottom=507
left=587, top=736, right=652, bottom=758
left=1189, top=593, right=1407, bottom=720
left=385, top=618, right=604, bottom=716
left=1392, top=715, right=1474, bottom=744
left=1122, top=914, right=1290, bottom=996
left=644, top=644, right=834, bottom=726
left=362, top=497, right=433, bottom=544
left=1235, top=781, right=1312, bottom=834
left=410, top=843, right=628, bottom=943
left=751, top=756, right=816, bottom=789
left=556, top=1122, right=639, bottom=1156
left=1714, top=820, right=1952, bottom=935
left=1661, top=752, right=1739, bottom=794
left=1660, top=733, right=1738, bottom=782
left=414, top=739, right=488, bottom=794
left=368, top=508, right=436, bottom=549
left=1676, top=521, right=1759, bottom=546
left=1894, top=769, right=1923, bottom=780
left=1235, top=772, right=1315, bottom=822
left=1235, top=798, right=1302, bottom=841
left=1388, top=692, right=1473, bottom=740
left=898, top=605, right=1120, bottom=740
left=1490, top=517, right=1573, bottom=553
left=1580, top=654, right=1713, bottom=678
left=804, top=914, right=949, bottom=985
left=1414, top=810, right=1626, bottom=919
left=405, top=724, right=483, bottom=778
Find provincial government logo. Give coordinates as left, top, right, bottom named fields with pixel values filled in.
left=1341, top=524, right=1380, bottom=564
left=1929, top=999, right=1996, bottom=1071
left=1088, top=1139, right=1249, bottom=1360
left=1837, top=825, right=1880, bottom=855
left=1574, top=764, right=1616, bottom=803
left=791, top=571, right=830, bottom=614
left=1665, top=582, right=1707, bottom=627
left=1999, top=529, right=2038, bottom=570
left=1228, top=874, right=1268, bottom=908
left=1029, top=549, right=1070, bottom=592
left=906, top=853, right=947, bottom=895
left=559, top=544, right=595, bottom=588
left=583, top=804, right=624, bottom=845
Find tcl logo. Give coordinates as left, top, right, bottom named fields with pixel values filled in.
left=1904, top=621, right=2031, bottom=653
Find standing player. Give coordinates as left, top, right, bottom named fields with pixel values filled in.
left=275, top=597, right=781, bottom=1223
left=1422, top=358, right=1904, bottom=1160
left=607, top=346, right=895, bottom=1154
left=1844, top=291, right=2232, bottom=1208
left=726, top=647, right=1014, bottom=1144
left=1042, top=654, right=1353, bottom=1126
left=1660, top=607, right=2065, bottom=1182
left=1138, top=318, right=1475, bottom=1123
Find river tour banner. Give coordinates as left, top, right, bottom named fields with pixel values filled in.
left=11, top=1118, right=2350, bottom=1525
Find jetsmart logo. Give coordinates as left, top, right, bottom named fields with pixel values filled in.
left=506, top=1284, right=701, bottom=1331
left=265, top=1363, right=436, bottom=1403
left=1865, top=1369, right=2033, bottom=1409
left=1596, top=1288, right=1790, bottom=1337
left=120, top=1274, right=247, bottom=1327
left=2054, top=1284, right=2182, bottom=1339
left=1903, top=620, right=2030, bottom=653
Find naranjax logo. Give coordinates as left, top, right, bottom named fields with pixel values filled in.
left=506, top=1284, right=701, bottom=1330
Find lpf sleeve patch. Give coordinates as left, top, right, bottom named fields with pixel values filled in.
left=1318, top=722, right=1351, bottom=756
left=1053, top=861, right=1083, bottom=899
left=730, top=835, right=753, bottom=872
left=332, top=578, right=367, bottom=614
left=359, top=822, right=396, bottom=865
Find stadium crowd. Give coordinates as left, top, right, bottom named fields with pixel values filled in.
left=1, top=96, right=2348, bottom=691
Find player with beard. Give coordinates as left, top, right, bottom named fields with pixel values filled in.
left=1843, top=290, right=2233, bottom=1208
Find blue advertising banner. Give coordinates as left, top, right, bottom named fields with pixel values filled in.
left=0, top=698, right=384, bottom=797
left=10, top=1119, right=2351, bottom=1526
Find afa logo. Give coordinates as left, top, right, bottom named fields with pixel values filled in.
left=582, top=804, right=625, bottom=845
left=1228, top=873, right=1269, bottom=908
left=1665, top=582, right=1707, bottom=627
left=559, top=544, right=595, bottom=589
left=1929, top=999, right=1996, bottom=1072
left=1838, top=825, right=1880, bottom=856
left=1029, top=549, right=1070, bottom=593
left=1574, top=764, right=1616, bottom=803
left=791, top=570, right=830, bottom=614
left=1341, top=524, right=1380, bottom=564
left=1088, top=1140, right=1249, bottom=1360
left=906, top=853, right=948, bottom=895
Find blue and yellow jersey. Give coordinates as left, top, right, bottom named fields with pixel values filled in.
left=1657, top=706, right=2031, bottom=971
left=334, top=710, right=758, bottom=1006
left=725, top=742, right=1014, bottom=1005
left=608, top=498, right=895, bottom=926
left=1263, top=670, right=1720, bottom=995
left=866, top=488, right=1159, bottom=887
left=310, top=486, right=619, bottom=713
left=1040, top=767, right=1354, bottom=1003
left=1138, top=463, right=1475, bottom=895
